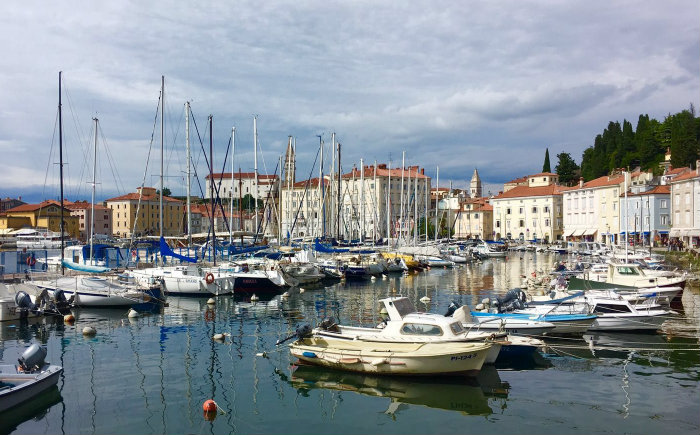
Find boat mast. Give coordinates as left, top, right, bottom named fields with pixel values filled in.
left=424, top=174, right=428, bottom=242
left=360, top=158, right=365, bottom=242
left=59, top=71, right=65, bottom=275
left=373, top=161, right=377, bottom=242
left=278, top=154, right=283, bottom=244
left=387, top=161, right=391, bottom=242
left=318, top=135, right=324, bottom=239
left=186, top=102, right=192, bottom=246
left=330, top=133, right=335, bottom=237
left=159, top=76, right=164, bottom=240
left=90, top=117, right=98, bottom=263
left=209, top=115, right=216, bottom=266
left=624, top=169, right=628, bottom=262
left=253, top=115, right=259, bottom=236
left=336, top=142, right=342, bottom=240
left=399, top=152, right=405, bottom=245
left=234, top=127, right=236, bottom=247
left=435, top=166, right=439, bottom=243
left=414, top=166, right=418, bottom=246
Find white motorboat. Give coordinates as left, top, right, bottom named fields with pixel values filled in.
left=474, top=241, right=507, bottom=258
left=285, top=324, right=493, bottom=376
left=0, top=344, right=63, bottom=413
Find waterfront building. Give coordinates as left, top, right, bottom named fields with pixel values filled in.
left=105, top=187, right=184, bottom=238
left=190, top=204, right=260, bottom=235
left=453, top=197, right=493, bottom=240
left=281, top=164, right=431, bottom=242
left=0, top=200, right=79, bottom=238
left=561, top=172, right=626, bottom=245
left=619, top=184, right=671, bottom=246
left=65, top=200, right=113, bottom=242
left=204, top=172, right=279, bottom=202
left=0, top=197, right=25, bottom=213
left=669, top=162, right=700, bottom=248
left=491, top=173, right=563, bottom=242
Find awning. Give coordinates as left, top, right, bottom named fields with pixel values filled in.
left=574, top=229, right=586, bottom=236
left=583, top=229, right=597, bottom=236
left=563, top=229, right=575, bottom=237
left=658, top=230, right=669, bottom=234
left=689, top=230, right=700, bottom=238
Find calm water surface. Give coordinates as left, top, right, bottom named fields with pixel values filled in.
left=1, top=252, right=699, bottom=434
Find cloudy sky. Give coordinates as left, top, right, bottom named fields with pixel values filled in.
left=1, top=1, right=697, bottom=203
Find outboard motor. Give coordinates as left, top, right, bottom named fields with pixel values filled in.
left=15, top=291, right=37, bottom=312
left=296, top=323, right=313, bottom=339
left=276, top=323, right=313, bottom=346
left=18, top=344, right=47, bottom=372
left=54, top=289, right=67, bottom=304
left=319, top=317, right=339, bottom=332
left=444, top=301, right=461, bottom=317
left=494, top=288, right=527, bottom=313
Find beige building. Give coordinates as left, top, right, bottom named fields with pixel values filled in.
left=281, top=164, right=431, bottom=241
left=1, top=200, right=80, bottom=238
left=453, top=198, right=493, bottom=240
left=205, top=172, right=279, bottom=202
left=669, top=163, right=700, bottom=248
left=105, top=187, right=184, bottom=238
left=491, top=173, right=563, bottom=242
left=561, top=173, right=627, bottom=245
left=65, top=200, right=113, bottom=241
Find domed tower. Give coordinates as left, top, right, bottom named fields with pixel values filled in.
left=283, top=136, right=296, bottom=188
left=470, top=168, right=482, bottom=198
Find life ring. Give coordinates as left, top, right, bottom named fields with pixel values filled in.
left=204, top=310, right=215, bottom=321
left=131, top=250, right=137, bottom=259
left=205, top=273, right=215, bottom=284
left=26, top=256, right=36, bottom=267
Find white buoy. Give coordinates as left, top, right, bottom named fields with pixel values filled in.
left=207, top=298, right=216, bottom=305
left=82, top=326, right=96, bottom=336
left=299, top=288, right=305, bottom=293
left=213, top=333, right=225, bottom=341
left=128, top=308, right=139, bottom=318
left=382, top=274, right=387, bottom=280
left=250, top=294, right=259, bottom=301
left=420, top=295, right=431, bottom=303
left=475, top=303, right=485, bottom=311
left=371, top=276, right=376, bottom=281
left=481, top=298, right=490, bottom=306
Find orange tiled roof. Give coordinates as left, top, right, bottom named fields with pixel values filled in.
left=105, top=192, right=183, bottom=203
left=624, top=185, right=671, bottom=196
left=4, top=200, right=68, bottom=213
left=670, top=169, right=700, bottom=183
left=493, top=184, right=562, bottom=199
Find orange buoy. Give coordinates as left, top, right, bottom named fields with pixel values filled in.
left=63, top=314, right=75, bottom=324
left=203, top=399, right=217, bottom=413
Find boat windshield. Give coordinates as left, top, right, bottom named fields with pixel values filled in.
left=391, top=298, right=416, bottom=317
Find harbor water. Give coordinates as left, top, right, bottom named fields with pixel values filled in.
left=1, top=252, right=699, bottom=434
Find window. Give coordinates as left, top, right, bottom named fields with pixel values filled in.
left=401, top=323, right=443, bottom=336
left=532, top=207, right=537, bottom=213
left=661, top=215, right=668, bottom=225
left=506, top=208, right=511, bottom=215
left=544, top=206, right=549, bottom=213
left=519, top=207, right=524, bottom=214
left=545, top=218, right=550, bottom=226
left=674, top=194, right=680, bottom=205
left=449, top=322, right=465, bottom=334
left=519, top=219, right=524, bottom=227
left=496, top=220, right=501, bottom=228
left=532, top=219, right=537, bottom=228
left=661, top=199, right=667, bottom=209
left=474, top=213, right=479, bottom=219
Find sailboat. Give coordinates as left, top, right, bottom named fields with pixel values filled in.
left=30, top=113, right=155, bottom=307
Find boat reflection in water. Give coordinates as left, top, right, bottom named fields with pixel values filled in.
left=0, top=385, right=62, bottom=434
left=282, top=363, right=510, bottom=417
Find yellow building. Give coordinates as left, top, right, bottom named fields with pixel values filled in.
left=105, top=187, right=184, bottom=238
left=1, top=200, right=79, bottom=237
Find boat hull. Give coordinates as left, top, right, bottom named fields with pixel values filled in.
left=0, top=364, right=62, bottom=413
left=290, top=337, right=491, bottom=376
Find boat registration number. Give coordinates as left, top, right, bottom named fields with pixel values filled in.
left=451, top=353, right=477, bottom=360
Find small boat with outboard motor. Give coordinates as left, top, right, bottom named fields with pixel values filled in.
left=0, top=344, right=63, bottom=413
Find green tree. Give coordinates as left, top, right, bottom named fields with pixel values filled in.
left=542, top=148, right=551, bottom=173
left=555, top=152, right=579, bottom=186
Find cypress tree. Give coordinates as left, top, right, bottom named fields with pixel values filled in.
left=542, top=148, right=551, bottom=173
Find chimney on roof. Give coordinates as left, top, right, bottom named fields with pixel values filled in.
left=421, top=168, right=424, bottom=175
left=579, top=177, right=584, bottom=188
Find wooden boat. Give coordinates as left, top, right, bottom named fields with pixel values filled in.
left=0, top=344, right=63, bottom=413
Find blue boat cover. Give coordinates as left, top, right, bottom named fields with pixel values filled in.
left=160, top=237, right=198, bottom=263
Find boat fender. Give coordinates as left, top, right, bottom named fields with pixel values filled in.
left=18, top=344, right=47, bottom=372
left=302, top=351, right=317, bottom=358
left=370, top=358, right=388, bottom=366
left=205, top=273, right=215, bottom=284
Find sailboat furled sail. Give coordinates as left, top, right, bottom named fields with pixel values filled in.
left=159, top=237, right=197, bottom=263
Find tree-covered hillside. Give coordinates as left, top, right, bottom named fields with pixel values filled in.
left=579, top=106, right=700, bottom=181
